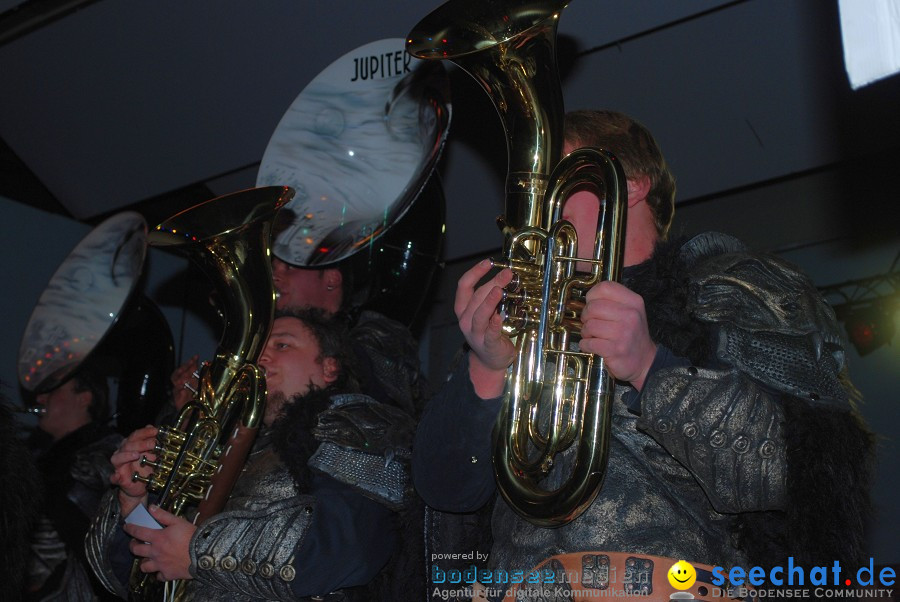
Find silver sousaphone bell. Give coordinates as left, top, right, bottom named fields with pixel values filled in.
left=256, top=37, right=451, bottom=326
left=17, top=212, right=175, bottom=431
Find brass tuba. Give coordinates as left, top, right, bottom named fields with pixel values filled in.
left=407, top=0, right=628, bottom=526
left=127, top=186, right=291, bottom=600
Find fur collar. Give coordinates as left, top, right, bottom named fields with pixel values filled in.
left=270, top=387, right=333, bottom=493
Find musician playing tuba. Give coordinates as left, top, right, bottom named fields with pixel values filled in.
left=413, top=110, right=874, bottom=600
left=86, top=308, right=415, bottom=600
left=84, top=34, right=447, bottom=601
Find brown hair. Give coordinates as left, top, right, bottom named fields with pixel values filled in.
left=273, top=307, right=358, bottom=393
left=564, top=110, right=676, bottom=239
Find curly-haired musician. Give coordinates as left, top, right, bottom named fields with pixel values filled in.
left=412, top=109, right=874, bottom=600
left=172, top=258, right=428, bottom=420
left=86, top=308, right=415, bottom=601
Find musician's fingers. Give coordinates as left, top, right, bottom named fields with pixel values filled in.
left=469, top=285, right=504, bottom=339
left=585, top=279, right=632, bottom=300
left=170, top=355, right=199, bottom=383
left=455, top=260, right=494, bottom=318
left=117, top=426, right=159, bottom=451
left=461, top=268, right=513, bottom=330
left=128, top=539, right=153, bottom=562
left=110, top=449, right=142, bottom=467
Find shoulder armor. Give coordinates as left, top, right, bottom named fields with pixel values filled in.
left=309, top=394, right=414, bottom=509
left=683, top=239, right=849, bottom=408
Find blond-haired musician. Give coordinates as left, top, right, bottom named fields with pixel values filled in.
left=413, top=110, right=873, bottom=601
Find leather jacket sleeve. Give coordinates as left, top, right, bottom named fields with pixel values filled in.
left=189, top=495, right=316, bottom=600
left=412, top=354, right=502, bottom=512
left=190, top=474, right=395, bottom=600
left=83, top=489, right=131, bottom=598
left=637, top=365, right=786, bottom=513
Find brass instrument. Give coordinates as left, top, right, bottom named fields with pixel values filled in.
left=128, top=186, right=291, bottom=600
left=407, top=0, right=627, bottom=526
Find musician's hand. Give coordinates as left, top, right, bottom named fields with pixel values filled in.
left=110, top=425, right=158, bottom=516
left=125, top=506, right=195, bottom=582
left=455, top=259, right=515, bottom=398
left=170, top=355, right=200, bottom=411
left=580, top=280, right=657, bottom=391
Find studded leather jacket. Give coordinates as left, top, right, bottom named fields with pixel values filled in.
left=86, top=393, right=408, bottom=601
left=413, top=233, right=870, bottom=601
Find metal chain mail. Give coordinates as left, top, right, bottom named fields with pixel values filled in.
left=308, top=441, right=411, bottom=510
left=719, top=327, right=847, bottom=404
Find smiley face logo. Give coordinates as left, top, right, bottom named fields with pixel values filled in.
left=667, top=560, right=697, bottom=590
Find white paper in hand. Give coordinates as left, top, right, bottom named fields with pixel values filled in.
left=124, top=503, right=163, bottom=530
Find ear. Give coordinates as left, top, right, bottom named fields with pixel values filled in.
left=626, top=176, right=651, bottom=208
left=324, top=268, right=342, bottom=291
left=321, top=357, right=340, bottom=384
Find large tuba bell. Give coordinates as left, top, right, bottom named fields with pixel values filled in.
left=407, top=0, right=628, bottom=526
left=256, top=37, right=451, bottom=327
left=127, top=186, right=291, bottom=600
left=17, top=211, right=174, bottom=433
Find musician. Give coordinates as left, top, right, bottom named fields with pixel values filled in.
left=86, top=308, right=414, bottom=601
left=268, top=261, right=430, bottom=601
left=273, top=257, right=429, bottom=418
left=164, top=240, right=432, bottom=601
left=172, top=258, right=428, bottom=419
left=24, top=364, right=121, bottom=601
left=412, top=110, right=874, bottom=599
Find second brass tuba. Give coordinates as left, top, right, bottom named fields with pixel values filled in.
left=407, top=0, right=627, bottom=526
left=128, top=186, right=291, bottom=599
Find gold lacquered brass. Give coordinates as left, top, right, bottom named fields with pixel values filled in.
left=408, top=0, right=627, bottom=526
left=128, top=186, right=291, bottom=600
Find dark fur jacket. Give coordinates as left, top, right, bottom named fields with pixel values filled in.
left=627, top=233, right=874, bottom=570
left=271, top=388, right=420, bottom=602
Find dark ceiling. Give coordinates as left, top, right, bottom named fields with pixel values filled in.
left=1, top=0, right=898, bottom=260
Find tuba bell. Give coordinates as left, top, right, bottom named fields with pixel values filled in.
left=256, top=37, right=451, bottom=328
left=17, top=211, right=174, bottom=433
left=407, top=0, right=628, bottom=526
left=127, top=186, right=291, bottom=600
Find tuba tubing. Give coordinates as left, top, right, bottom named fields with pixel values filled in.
left=408, top=0, right=628, bottom=526
left=494, top=148, right=626, bottom=525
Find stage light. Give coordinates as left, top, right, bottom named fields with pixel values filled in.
left=838, top=0, right=900, bottom=89
left=819, top=254, right=899, bottom=358
left=843, top=303, right=896, bottom=356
